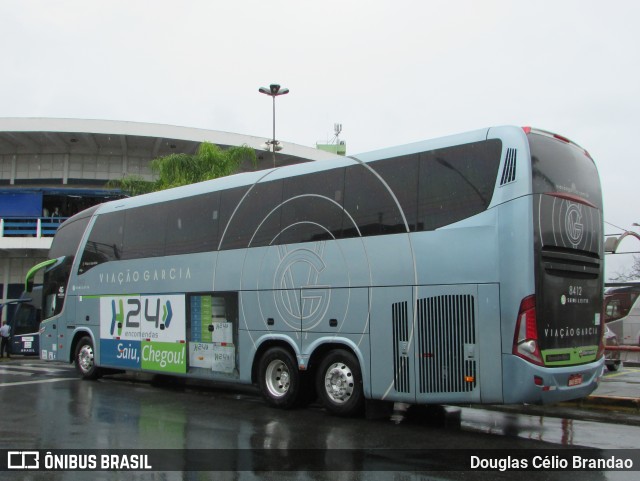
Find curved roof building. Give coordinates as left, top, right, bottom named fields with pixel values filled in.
left=0, top=117, right=337, bottom=309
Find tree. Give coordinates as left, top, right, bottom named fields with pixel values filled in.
left=109, top=174, right=156, bottom=196
left=610, top=255, right=640, bottom=282
left=109, top=142, right=256, bottom=196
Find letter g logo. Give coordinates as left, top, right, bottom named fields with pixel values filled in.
left=565, top=203, right=584, bottom=247
left=274, top=244, right=331, bottom=330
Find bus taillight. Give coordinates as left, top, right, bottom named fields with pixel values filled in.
left=513, top=295, right=543, bottom=366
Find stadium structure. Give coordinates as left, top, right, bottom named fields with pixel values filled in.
left=0, top=118, right=337, bottom=318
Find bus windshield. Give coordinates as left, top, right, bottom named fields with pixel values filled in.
left=43, top=205, right=98, bottom=320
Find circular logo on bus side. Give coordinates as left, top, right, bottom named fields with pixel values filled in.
left=273, top=244, right=331, bottom=330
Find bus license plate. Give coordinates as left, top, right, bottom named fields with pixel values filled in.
left=568, top=374, right=583, bottom=387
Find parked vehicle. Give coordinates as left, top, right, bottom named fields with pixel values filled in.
left=36, top=126, right=606, bottom=412
left=604, top=284, right=640, bottom=346
left=1, top=287, right=42, bottom=356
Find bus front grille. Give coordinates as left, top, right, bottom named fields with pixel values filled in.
left=417, top=294, right=477, bottom=394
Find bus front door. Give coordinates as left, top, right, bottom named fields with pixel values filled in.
left=40, top=257, right=74, bottom=362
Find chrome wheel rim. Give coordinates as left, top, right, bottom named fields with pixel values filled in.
left=78, top=344, right=94, bottom=374
left=265, top=359, right=290, bottom=398
left=324, top=362, right=354, bottom=404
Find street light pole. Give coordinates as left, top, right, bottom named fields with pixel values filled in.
left=259, top=84, right=289, bottom=167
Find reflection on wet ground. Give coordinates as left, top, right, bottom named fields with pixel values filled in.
left=458, top=407, right=639, bottom=449
left=2, top=369, right=638, bottom=451
left=1, top=363, right=638, bottom=481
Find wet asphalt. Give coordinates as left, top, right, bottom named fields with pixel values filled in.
left=1, top=356, right=638, bottom=480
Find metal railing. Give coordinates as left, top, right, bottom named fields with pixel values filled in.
left=606, top=345, right=640, bottom=352
left=606, top=345, right=640, bottom=366
left=0, top=217, right=68, bottom=238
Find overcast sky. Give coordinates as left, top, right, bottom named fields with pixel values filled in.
left=1, top=0, right=638, bottom=278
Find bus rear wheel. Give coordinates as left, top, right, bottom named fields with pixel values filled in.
left=74, top=336, right=101, bottom=380
left=257, top=347, right=300, bottom=409
left=316, top=350, right=364, bottom=416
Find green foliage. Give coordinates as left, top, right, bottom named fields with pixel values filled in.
left=108, top=174, right=156, bottom=197
left=108, top=142, right=256, bottom=196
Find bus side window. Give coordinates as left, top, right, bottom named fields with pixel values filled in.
left=79, top=211, right=124, bottom=274
left=343, top=163, right=407, bottom=236
left=604, top=294, right=638, bottom=323
left=122, top=203, right=166, bottom=259
left=417, top=139, right=502, bottom=231
left=44, top=293, right=56, bottom=320
left=165, top=192, right=220, bottom=255
left=278, top=168, right=346, bottom=245
left=605, top=299, right=621, bottom=322
left=218, top=186, right=251, bottom=250
left=222, top=181, right=283, bottom=249
left=43, top=257, right=73, bottom=320
left=369, top=154, right=420, bottom=232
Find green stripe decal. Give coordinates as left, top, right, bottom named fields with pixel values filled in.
left=542, top=345, right=599, bottom=366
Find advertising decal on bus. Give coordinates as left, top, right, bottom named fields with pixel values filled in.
left=98, top=295, right=187, bottom=373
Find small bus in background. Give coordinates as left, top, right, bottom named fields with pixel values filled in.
left=604, top=283, right=640, bottom=346
left=2, top=287, right=42, bottom=356
left=2, top=261, right=56, bottom=356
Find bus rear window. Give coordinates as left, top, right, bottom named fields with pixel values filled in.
left=529, top=133, right=602, bottom=209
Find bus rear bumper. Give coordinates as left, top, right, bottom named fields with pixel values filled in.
left=502, top=355, right=605, bottom=405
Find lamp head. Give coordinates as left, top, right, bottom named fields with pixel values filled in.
left=259, top=84, right=289, bottom=96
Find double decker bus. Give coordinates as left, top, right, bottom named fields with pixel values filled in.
left=36, top=126, right=604, bottom=415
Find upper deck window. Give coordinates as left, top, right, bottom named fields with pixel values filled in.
left=48, top=205, right=99, bottom=260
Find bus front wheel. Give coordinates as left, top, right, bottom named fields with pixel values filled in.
left=74, top=336, right=101, bottom=380
left=257, top=347, right=300, bottom=409
left=316, top=350, right=364, bottom=416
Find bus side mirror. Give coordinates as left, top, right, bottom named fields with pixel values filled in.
left=24, top=258, right=60, bottom=293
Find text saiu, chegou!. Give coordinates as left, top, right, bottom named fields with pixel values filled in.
left=141, top=341, right=186, bottom=372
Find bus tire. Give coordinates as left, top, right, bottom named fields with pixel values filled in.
left=316, top=349, right=364, bottom=416
left=257, top=347, right=300, bottom=409
left=607, top=361, right=621, bottom=372
left=74, top=336, right=101, bottom=380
